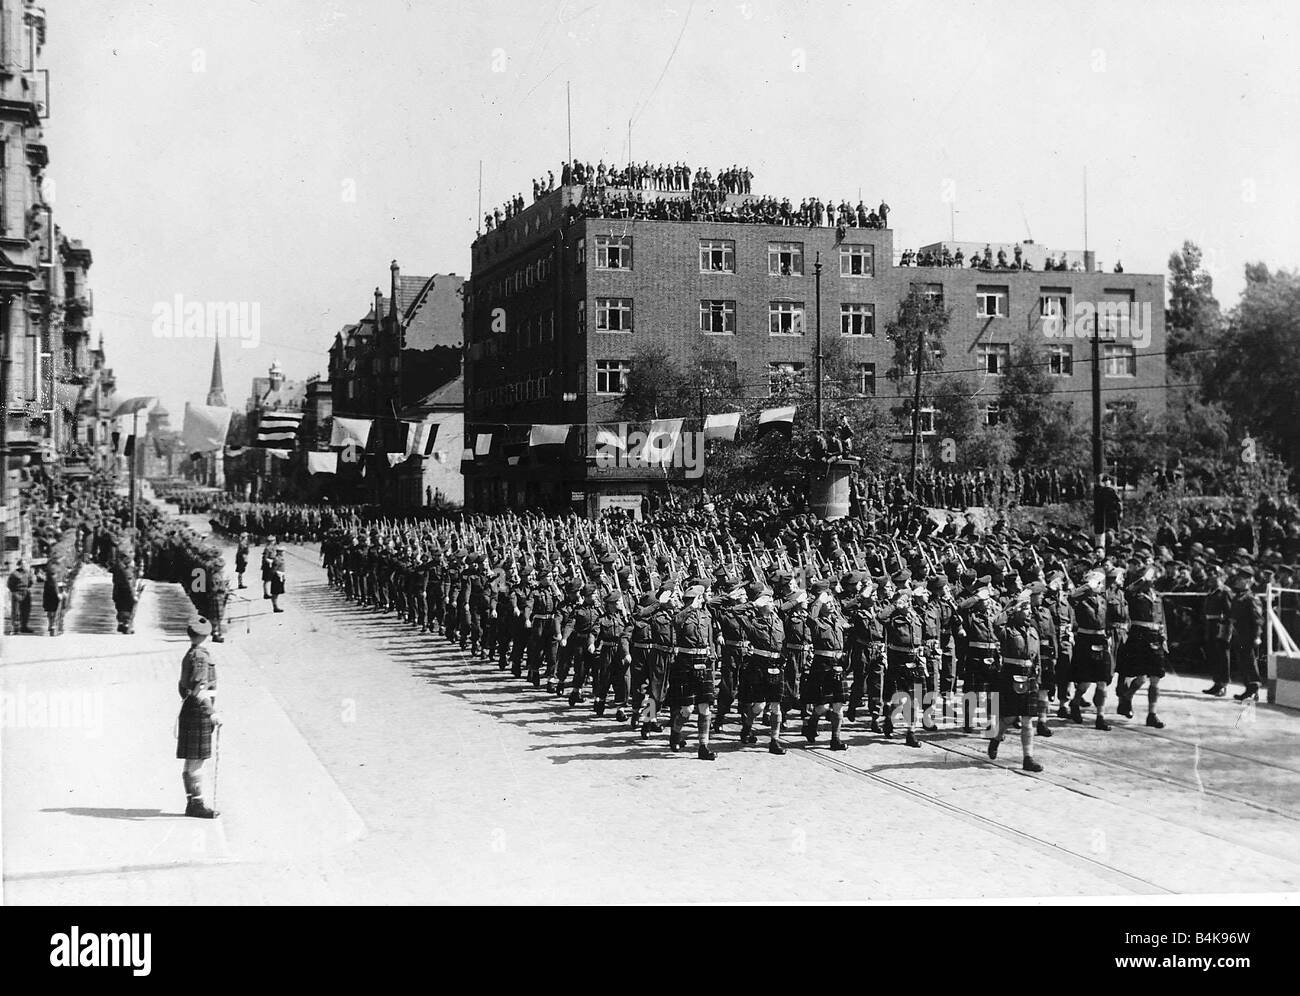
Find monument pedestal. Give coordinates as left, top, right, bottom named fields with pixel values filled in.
left=806, top=458, right=859, bottom=520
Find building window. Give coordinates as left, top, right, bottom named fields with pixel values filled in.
left=1102, top=343, right=1137, bottom=377
left=768, top=361, right=806, bottom=395
left=525, top=263, right=536, bottom=287
left=576, top=238, right=585, bottom=265
left=1040, top=289, right=1070, bottom=321
left=595, top=235, right=632, bottom=270
left=768, top=301, right=805, bottom=336
left=768, top=241, right=804, bottom=276
left=984, top=401, right=1001, bottom=426
left=595, top=297, right=633, bottom=332
left=541, top=310, right=554, bottom=342
left=978, top=343, right=1011, bottom=375
left=1048, top=343, right=1073, bottom=376
left=840, top=245, right=875, bottom=277
left=903, top=402, right=937, bottom=435
left=976, top=285, right=1009, bottom=318
left=699, top=239, right=735, bottom=273
left=841, top=303, right=875, bottom=337
left=699, top=299, right=736, bottom=335
left=576, top=300, right=586, bottom=334
left=914, top=282, right=944, bottom=308
left=596, top=360, right=632, bottom=395
left=855, top=362, right=876, bottom=396
left=1099, top=293, right=1135, bottom=337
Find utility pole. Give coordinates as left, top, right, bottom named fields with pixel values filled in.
left=129, top=408, right=139, bottom=535
left=0, top=294, right=11, bottom=638
left=1091, top=307, right=1104, bottom=548
left=814, top=252, right=823, bottom=430
left=909, top=319, right=926, bottom=496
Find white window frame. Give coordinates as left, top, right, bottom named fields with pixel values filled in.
left=978, top=343, right=1011, bottom=375
left=1102, top=343, right=1137, bottom=378
left=976, top=286, right=1009, bottom=318
left=595, top=297, right=633, bottom=333
left=840, top=303, right=875, bottom=337
left=856, top=362, right=876, bottom=396
left=699, top=299, right=737, bottom=335
left=595, top=235, right=632, bottom=270
left=984, top=401, right=1001, bottom=426
left=699, top=239, right=735, bottom=274
left=840, top=245, right=875, bottom=278
left=768, top=301, right=805, bottom=337
left=768, top=241, right=804, bottom=276
left=596, top=359, right=632, bottom=395
left=1048, top=343, right=1073, bottom=376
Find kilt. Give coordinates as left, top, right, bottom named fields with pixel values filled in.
left=668, top=654, right=715, bottom=708
left=176, top=702, right=214, bottom=760
left=1117, top=632, right=1166, bottom=678
left=808, top=655, right=851, bottom=704
left=1071, top=633, right=1114, bottom=684
left=960, top=651, right=997, bottom=692
left=261, top=564, right=275, bottom=582
left=235, top=552, right=248, bottom=572
left=1039, top=650, right=1057, bottom=688
left=739, top=659, right=784, bottom=704
left=994, top=670, right=1039, bottom=718
left=270, top=572, right=286, bottom=596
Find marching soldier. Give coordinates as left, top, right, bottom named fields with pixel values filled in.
left=669, top=583, right=717, bottom=760
left=737, top=582, right=788, bottom=753
left=712, top=579, right=748, bottom=735
left=1115, top=563, right=1168, bottom=727
left=1046, top=569, right=1075, bottom=719
left=1028, top=580, right=1057, bottom=737
left=1228, top=567, right=1263, bottom=701
left=778, top=583, right=811, bottom=727
left=260, top=535, right=278, bottom=600
left=922, top=573, right=958, bottom=724
left=958, top=576, right=1001, bottom=734
left=559, top=584, right=599, bottom=705
left=639, top=587, right=677, bottom=738
left=804, top=578, right=850, bottom=750
left=526, top=565, right=562, bottom=691
left=591, top=593, right=631, bottom=720
left=883, top=576, right=925, bottom=747
left=988, top=590, right=1044, bottom=772
left=234, top=532, right=250, bottom=589
left=1067, top=568, right=1113, bottom=730
left=628, top=593, right=658, bottom=727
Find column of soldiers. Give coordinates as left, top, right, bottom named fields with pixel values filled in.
left=306, top=514, right=1282, bottom=771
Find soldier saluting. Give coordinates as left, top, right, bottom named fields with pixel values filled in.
left=737, top=582, right=788, bottom=754
left=669, top=583, right=717, bottom=760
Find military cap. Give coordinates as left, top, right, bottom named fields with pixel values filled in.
left=580, top=584, right=595, bottom=596
left=617, top=566, right=632, bottom=580
left=187, top=617, right=212, bottom=638
left=639, top=593, right=659, bottom=609
left=600, top=555, right=616, bottom=568
left=840, top=571, right=861, bottom=589
left=745, top=581, right=770, bottom=602
left=684, top=584, right=707, bottom=599
left=927, top=574, right=949, bottom=593
left=891, top=569, right=911, bottom=588
left=603, top=593, right=622, bottom=607
left=808, top=578, right=831, bottom=595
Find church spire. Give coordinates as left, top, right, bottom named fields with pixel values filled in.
left=206, top=339, right=226, bottom=407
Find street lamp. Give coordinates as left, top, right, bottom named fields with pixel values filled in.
left=814, top=252, right=823, bottom=431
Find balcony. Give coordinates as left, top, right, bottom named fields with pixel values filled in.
left=65, top=290, right=92, bottom=316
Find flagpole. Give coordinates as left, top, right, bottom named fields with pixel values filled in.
left=130, top=408, right=139, bottom=535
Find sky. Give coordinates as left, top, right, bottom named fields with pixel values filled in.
left=40, top=0, right=1299, bottom=414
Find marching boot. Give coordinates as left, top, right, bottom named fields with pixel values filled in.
left=640, top=722, right=653, bottom=740
left=846, top=705, right=858, bottom=722
left=1202, top=684, right=1227, bottom=697
left=880, top=715, right=893, bottom=738
left=1022, top=757, right=1043, bottom=773
left=904, top=728, right=921, bottom=748
left=1035, top=720, right=1054, bottom=737
left=829, top=737, right=848, bottom=751
left=697, top=743, right=717, bottom=761
left=868, top=715, right=881, bottom=734
left=1146, top=713, right=1165, bottom=729
left=1116, top=695, right=1134, bottom=719
left=768, top=739, right=787, bottom=755
left=1233, top=684, right=1260, bottom=702
left=1069, top=700, right=1084, bottom=724
left=615, top=708, right=627, bottom=723
left=593, top=699, right=606, bottom=717
left=802, top=715, right=819, bottom=743
left=988, top=736, right=1000, bottom=760
left=739, top=717, right=755, bottom=745
left=1095, top=715, right=1112, bottom=731
left=546, top=681, right=557, bottom=694
left=1056, top=702, right=1071, bottom=720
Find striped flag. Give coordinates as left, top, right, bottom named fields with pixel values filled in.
left=255, top=410, right=304, bottom=447
left=529, top=424, right=570, bottom=447
left=474, top=432, right=493, bottom=456
left=756, top=405, right=796, bottom=439
left=703, top=411, right=741, bottom=442
left=406, top=420, right=439, bottom=456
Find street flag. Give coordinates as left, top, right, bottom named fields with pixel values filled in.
left=255, top=410, right=304, bottom=447
left=181, top=403, right=233, bottom=453
left=595, top=424, right=627, bottom=450
left=474, top=432, right=493, bottom=456
left=528, top=423, right=570, bottom=447
left=703, top=411, right=741, bottom=442
left=642, top=418, right=683, bottom=467
left=756, top=405, right=796, bottom=439
left=386, top=453, right=407, bottom=467
left=330, top=416, right=372, bottom=449
left=406, top=420, right=439, bottom=456
left=307, top=452, right=338, bottom=475
left=461, top=447, right=475, bottom=462
left=267, top=449, right=292, bottom=460
left=506, top=455, right=519, bottom=466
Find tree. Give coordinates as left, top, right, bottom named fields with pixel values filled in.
left=998, top=339, right=1081, bottom=471
left=1166, top=241, right=1223, bottom=378
left=615, top=345, right=694, bottom=421
left=885, top=287, right=951, bottom=480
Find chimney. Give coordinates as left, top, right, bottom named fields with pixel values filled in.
left=373, top=287, right=383, bottom=334
left=389, top=260, right=400, bottom=328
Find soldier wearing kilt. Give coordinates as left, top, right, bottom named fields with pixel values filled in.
left=778, top=590, right=811, bottom=723
left=987, top=590, right=1043, bottom=772
left=711, top=580, right=748, bottom=735
left=260, top=536, right=278, bottom=599
left=1116, top=564, right=1168, bottom=728
left=177, top=618, right=221, bottom=819
left=1028, top=581, right=1057, bottom=737
left=1046, top=569, right=1075, bottom=712
left=668, top=583, right=717, bottom=760
left=737, top=583, right=787, bottom=754
left=883, top=578, right=926, bottom=748
left=638, top=589, right=677, bottom=738
left=235, top=533, right=250, bottom=589
left=803, top=578, right=850, bottom=750
left=493, top=565, right=518, bottom=670
left=591, top=593, right=631, bottom=720
left=958, top=577, right=1001, bottom=734
left=628, top=593, right=658, bottom=727
left=1068, top=569, right=1114, bottom=731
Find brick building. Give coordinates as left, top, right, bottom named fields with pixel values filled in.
left=462, top=182, right=1165, bottom=514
